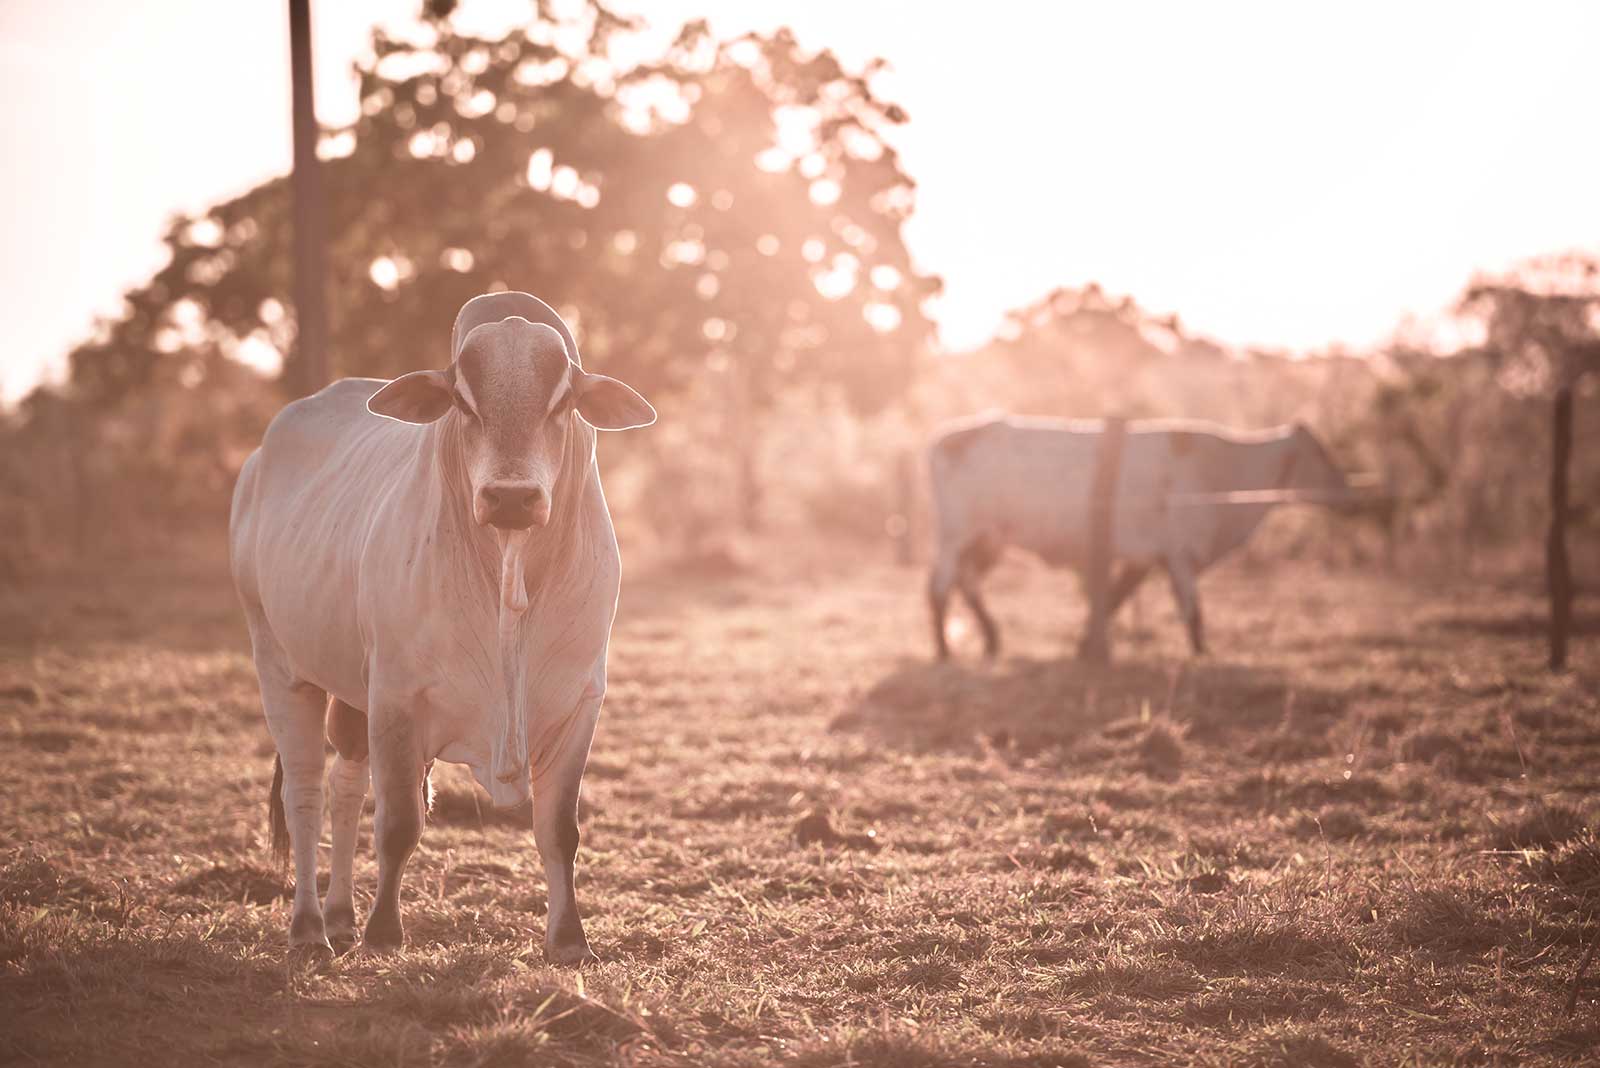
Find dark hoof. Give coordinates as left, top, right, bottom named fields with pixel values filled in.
left=288, top=940, right=335, bottom=973
left=545, top=939, right=599, bottom=967
left=329, top=931, right=359, bottom=956
left=362, top=913, right=405, bottom=953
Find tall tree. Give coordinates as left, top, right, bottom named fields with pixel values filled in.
left=63, top=2, right=938, bottom=423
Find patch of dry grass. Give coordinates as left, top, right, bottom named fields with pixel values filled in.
left=2, top=548, right=1598, bottom=1066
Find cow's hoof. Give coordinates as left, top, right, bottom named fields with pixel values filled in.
left=325, top=906, right=358, bottom=955
left=545, top=939, right=599, bottom=967
left=362, top=912, right=405, bottom=953
left=288, top=939, right=335, bottom=973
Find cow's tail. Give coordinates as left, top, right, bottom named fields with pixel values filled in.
left=268, top=754, right=290, bottom=869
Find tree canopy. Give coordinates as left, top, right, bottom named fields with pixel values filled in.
left=65, top=1, right=939, bottom=415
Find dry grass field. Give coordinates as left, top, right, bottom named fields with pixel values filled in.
left=2, top=544, right=1598, bottom=1067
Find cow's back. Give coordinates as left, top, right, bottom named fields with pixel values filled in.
left=230, top=378, right=417, bottom=704
left=929, top=417, right=1173, bottom=565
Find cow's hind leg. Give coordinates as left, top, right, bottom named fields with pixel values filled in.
left=532, top=687, right=602, bottom=966
left=957, top=537, right=1002, bottom=659
left=363, top=711, right=425, bottom=952
left=1163, top=556, right=1206, bottom=655
left=323, top=698, right=370, bottom=954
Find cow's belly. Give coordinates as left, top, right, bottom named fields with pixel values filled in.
left=987, top=495, right=1169, bottom=570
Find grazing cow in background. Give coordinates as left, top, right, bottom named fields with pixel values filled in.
left=230, top=292, right=655, bottom=966
left=926, top=415, right=1349, bottom=660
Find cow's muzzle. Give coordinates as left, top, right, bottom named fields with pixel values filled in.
left=479, top=481, right=550, bottom=530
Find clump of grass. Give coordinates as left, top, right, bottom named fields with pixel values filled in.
left=0, top=681, right=42, bottom=705
left=171, top=863, right=288, bottom=906
left=894, top=953, right=964, bottom=991
left=1524, top=828, right=1600, bottom=893
left=1136, top=717, right=1187, bottom=780
left=1235, top=1023, right=1360, bottom=1068
left=1059, top=954, right=1206, bottom=1000
left=1386, top=885, right=1505, bottom=954
left=1484, top=801, right=1587, bottom=850
left=1158, top=920, right=1348, bottom=977
left=0, top=848, right=110, bottom=906
left=793, top=808, right=881, bottom=851
left=1293, top=805, right=1369, bottom=841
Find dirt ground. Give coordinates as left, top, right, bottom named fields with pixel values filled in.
left=2, top=544, right=1598, bottom=1067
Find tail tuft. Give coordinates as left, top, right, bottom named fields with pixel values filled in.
left=268, top=755, right=289, bottom=869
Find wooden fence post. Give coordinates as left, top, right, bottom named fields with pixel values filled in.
left=288, top=0, right=329, bottom=397
left=1548, top=382, right=1573, bottom=671
left=1079, top=415, right=1127, bottom=663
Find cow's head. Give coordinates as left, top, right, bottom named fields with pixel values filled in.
left=367, top=298, right=654, bottom=531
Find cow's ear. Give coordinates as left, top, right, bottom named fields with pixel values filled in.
left=368, top=370, right=454, bottom=424
left=575, top=372, right=656, bottom=431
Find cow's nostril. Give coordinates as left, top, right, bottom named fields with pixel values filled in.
left=483, top=488, right=502, bottom=510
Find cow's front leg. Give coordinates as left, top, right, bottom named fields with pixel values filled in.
left=323, top=754, right=369, bottom=952
left=1077, top=561, right=1153, bottom=661
left=1163, top=556, right=1206, bottom=654
left=532, top=693, right=602, bottom=966
left=363, top=711, right=425, bottom=952
left=324, top=699, right=370, bottom=953
left=927, top=554, right=957, bottom=660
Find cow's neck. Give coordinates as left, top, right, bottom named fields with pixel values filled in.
left=424, top=410, right=601, bottom=799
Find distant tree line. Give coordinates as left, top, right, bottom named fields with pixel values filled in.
left=0, top=2, right=1594, bottom=599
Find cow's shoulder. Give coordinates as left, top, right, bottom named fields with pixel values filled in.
left=930, top=412, right=1018, bottom=463
left=273, top=377, right=388, bottom=427
left=260, top=378, right=392, bottom=453
left=932, top=422, right=994, bottom=463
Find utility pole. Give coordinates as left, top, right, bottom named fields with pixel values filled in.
left=288, top=0, right=329, bottom=395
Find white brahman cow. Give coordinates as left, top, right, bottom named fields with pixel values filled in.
left=926, top=415, right=1348, bottom=660
left=230, top=292, right=654, bottom=966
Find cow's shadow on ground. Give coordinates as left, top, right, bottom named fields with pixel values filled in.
left=834, top=652, right=1349, bottom=764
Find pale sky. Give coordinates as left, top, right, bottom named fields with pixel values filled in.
left=2, top=0, right=1598, bottom=404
